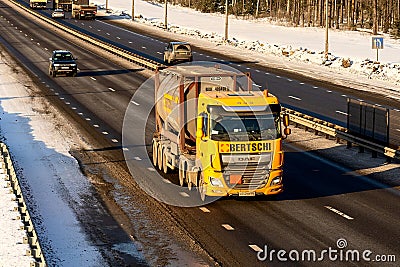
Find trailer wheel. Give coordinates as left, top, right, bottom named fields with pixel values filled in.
left=152, top=140, right=158, bottom=166
left=198, top=174, right=207, bottom=202
left=157, top=144, right=163, bottom=170
left=162, top=148, right=169, bottom=174
left=178, top=160, right=186, bottom=187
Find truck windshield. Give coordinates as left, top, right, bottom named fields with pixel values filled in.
left=210, top=112, right=281, bottom=141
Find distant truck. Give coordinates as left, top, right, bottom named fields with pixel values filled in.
left=72, top=2, right=97, bottom=19
left=152, top=65, right=291, bottom=201
left=30, top=0, right=47, bottom=9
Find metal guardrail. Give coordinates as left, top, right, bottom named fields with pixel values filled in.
left=9, top=0, right=164, bottom=71
left=284, top=107, right=400, bottom=160
left=1, top=143, right=47, bottom=267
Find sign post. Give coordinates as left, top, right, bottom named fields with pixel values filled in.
left=372, top=37, right=384, bottom=62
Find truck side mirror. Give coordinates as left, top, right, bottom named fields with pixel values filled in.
left=284, top=128, right=291, bottom=136
left=283, top=114, right=290, bottom=127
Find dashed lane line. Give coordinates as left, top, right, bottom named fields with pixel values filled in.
left=179, top=192, right=190, bottom=197
left=90, top=77, right=96, bottom=81
left=222, top=224, right=235, bottom=231
left=288, top=95, right=302, bottom=101
left=111, top=139, right=119, bottom=143
left=199, top=207, right=210, bottom=213
left=249, top=244, right=263, bottom=252
left=108, top=87, right=115, bottom=92
left=336, top=111, right=348, bottom=116
left=131, top=100, right=140, bottom=106
left=324, top=205, right=354, bottom=220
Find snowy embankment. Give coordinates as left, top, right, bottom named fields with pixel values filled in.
left=92, top=0, right=400, bottom=85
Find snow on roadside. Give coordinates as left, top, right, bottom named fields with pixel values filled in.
left=0, top=53, right=104, bottom=265
left=92, top=0, right=400, bottom=85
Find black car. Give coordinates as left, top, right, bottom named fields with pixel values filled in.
left=49, top=50, right=77, bottom=77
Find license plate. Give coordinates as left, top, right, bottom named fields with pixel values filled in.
left=239, top=191, right=255, bottom=197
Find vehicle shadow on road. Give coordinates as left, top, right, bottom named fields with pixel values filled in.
left=78, top=68, right=144, bottom=77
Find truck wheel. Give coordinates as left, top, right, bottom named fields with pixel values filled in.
left=152, top=140, right=158, bottom=166
left=198, top=174, right=207, bottom=202
left=162, top=148, right=169, bottom=174
left=178, top=160, right=186, bottom=187
left=157, top=144, right=163, bottom=170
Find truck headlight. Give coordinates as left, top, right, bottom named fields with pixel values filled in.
left=270, top=176, right=282, bottom=186
left=210, top=177, right=223, bottom=187
left=53, top=64, right=60, bottom=67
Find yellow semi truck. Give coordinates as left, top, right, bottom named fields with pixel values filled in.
left=152, top=64, right=290, bottom=201
left=30, top=0, right=47, bottom=9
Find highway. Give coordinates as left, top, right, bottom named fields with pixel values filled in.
left=0, top=1, right=399, bottom=266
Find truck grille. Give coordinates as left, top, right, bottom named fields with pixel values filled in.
left=222, top=161, right=270, bottom=190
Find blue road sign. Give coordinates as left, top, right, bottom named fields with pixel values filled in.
left=372, top=37, right=384, bottom=49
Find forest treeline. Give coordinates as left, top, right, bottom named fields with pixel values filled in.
left=159, top=0, right=400, bottom=36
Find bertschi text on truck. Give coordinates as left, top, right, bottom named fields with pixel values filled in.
left=152, top=65, right=291, bottom=201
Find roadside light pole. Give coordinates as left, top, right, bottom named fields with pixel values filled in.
left=224, top=0, right=228, bottom=40
left=164, top=0, right=168, bottom=30
left=132, top=0, right=135, bottom=20
left=106, top=0, right=108, bottom=11
left=324, top=0, right=329, bottom=60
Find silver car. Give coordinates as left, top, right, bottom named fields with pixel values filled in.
left=52, top=9, right=65, bottom=19
left=163, top=42, right=193, bottom=64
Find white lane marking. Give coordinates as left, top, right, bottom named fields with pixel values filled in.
left=324, top=206, right=354, bottom=220
left=341, top=94, right=347, bottom=97
left=102, top=131, right=109, bottom=135
left=78, top=112, right=83, bottom=115
left=246, top=67, right=250, bottom=70
left=213, top=57, right=217, bottom=60
left=54, top=92, right=59, bottom=95
left=116, top=37, right=121, bottom=39
left=393, top=109, right=400, bottom=112
left=89, top=26, right=92, bottom=28
left=111, top=139, right=119, bottom=143
left=163, top=178, right=172, bottom=184
left=36, top=42, right=40, bottom=46
left=326, top=90, right=332, bottom=93
left=90, top=77, right=96, bottom=81
left=128, top=41, right=133, bottom=44
left=396, top=129, right=400, bottom=132
left=179, top=192, right=190, bottom=197
left=276, top=75, right=281, bottom=78
left=142, top=46, right=147, bottom=49
left=85, top=118, right=91, bottom=121
left=24, top=34, right=27, bottom=37
left=357, top=99, right=364, bottom=102
left=108, top=87, right=115, bottom=92
left=255, top=69, right=260, bottom=73
left=134, top=157, right=142, bottom=161
left=199, top=207, right=210, bottom=213
left=71, top=107, right=77, bottom=110
left=288, top=95, right=302, bottom=101
left=106, top=32, right=110, bottom=35
left=65, top=102, right=70, bottom=105
left=122, top=147, right=129, bottom=151
left=148, top=167, right=156, bottom=172
left=313, top=86, right=318, bottom=89
left=97, top=29, right=101, bottom=31
left=222, top=224, right=234, bottom=231
left=131, top=100, right=140, bottom=106
left=93, top=124, right=99, bottom=128
left=287, top=79, right=293, bottom=82
left=60, top=97, right=65, bottom=100
left=156, top=51, right=162, bottom=54
left=44, top=48, right=48, bottom=51
left=265, top=72, right=270, bottom=75
left=50, top=88, right=54, bottom=91
left=237, top=64, right=241, bottom=66
left=199, top=53, right=203, bottom=56
left=206, top=55, right=210, bottom=58
left=299, top=82, right=305, bottom=85
left=336, top=111, right=348, bottom=116
left=249, top=244, right=263, bottom=252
